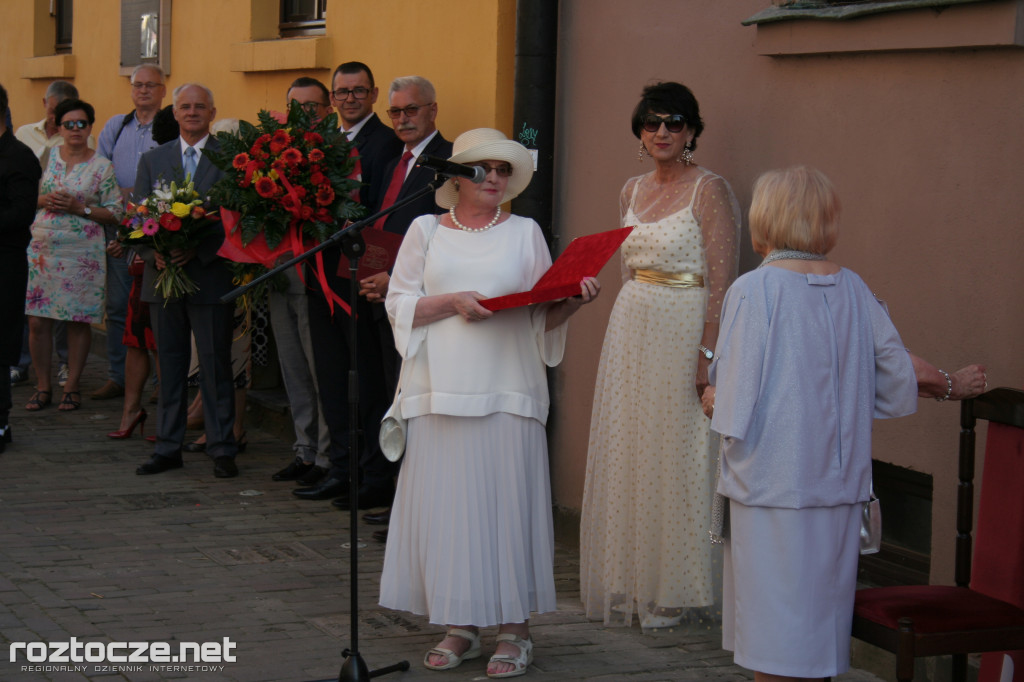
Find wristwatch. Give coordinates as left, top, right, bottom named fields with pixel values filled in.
left=698, top=344, right=714, bottom=360
left=82, top=206, right=92, bottom=217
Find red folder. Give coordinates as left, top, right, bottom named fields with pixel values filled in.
left=481, top=226, right=634, bottom=311
left=337, top=229, right=404, bottom=280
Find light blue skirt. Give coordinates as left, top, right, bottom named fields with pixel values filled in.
left=722, top=500, right=861, bottom=678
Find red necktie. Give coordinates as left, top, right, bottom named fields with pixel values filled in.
left=372, top=150, right=413, bottom=230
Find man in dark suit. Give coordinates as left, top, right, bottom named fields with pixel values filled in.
left=0, top=83, right=42, bottom=453
left=133, top=83, right=238, bottom=478
left=295, top=74, right=452, bottom=514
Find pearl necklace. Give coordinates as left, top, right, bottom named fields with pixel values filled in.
left=450, top=205, right=501, bottom=232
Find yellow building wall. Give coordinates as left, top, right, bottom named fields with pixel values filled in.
left=2, top=0, right=516, bottom=143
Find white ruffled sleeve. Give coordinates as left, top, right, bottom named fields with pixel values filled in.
left=529, top=220, right=567, bottom=367
left=385, top=215, right=435, bottom=360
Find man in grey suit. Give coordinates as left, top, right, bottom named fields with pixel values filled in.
left=133, top=83, right=238, bottom=478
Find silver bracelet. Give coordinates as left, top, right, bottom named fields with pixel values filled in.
left=935, top=369, right=952, bottom=402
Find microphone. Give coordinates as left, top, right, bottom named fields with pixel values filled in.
left=416, top=155, right=486, bottom=183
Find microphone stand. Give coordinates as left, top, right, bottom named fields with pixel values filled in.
left=224, top=173, right=449, bottom=681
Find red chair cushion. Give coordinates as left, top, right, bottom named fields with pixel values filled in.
left=855, top=586, right=1024, bottom=634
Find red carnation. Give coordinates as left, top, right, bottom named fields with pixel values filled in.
left=269, top=140, right=287, bottom=155
left=281, top=147, right=303, bottom=166
left=310, top=171, right=326, bottom=186
left=308, top=147, right=325, bottom=162
left=255, top=177, right=280, bottom=198
left=279, top=194, right=299, bottom=212
left=272, top=129, right=292, bottom=145
left=232, top=153, right=250, bottom=170
left=315, top=185, right=335, bottom=206
left=292, top=185, right=308, bottom=200
left=159, top=213, right=182, bottom=232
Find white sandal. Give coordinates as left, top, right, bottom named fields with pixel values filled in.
left=486, top=632, right=533, bottom=678
left=423, top=627, right=481, bottom=671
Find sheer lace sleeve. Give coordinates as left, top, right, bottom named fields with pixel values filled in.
left=694, top=174, right=741, bottom=323
left=618, top=176, right=640, bottom=283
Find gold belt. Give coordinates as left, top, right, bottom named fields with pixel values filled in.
left=633, top=269, right=704, bottom=288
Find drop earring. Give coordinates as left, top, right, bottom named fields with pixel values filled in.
left=638, top=143, right=650, bottom=162
left=679, top=142, right=694, bottom=166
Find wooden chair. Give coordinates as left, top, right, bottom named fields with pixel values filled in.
left=851, top=387, right=1024, bottom=681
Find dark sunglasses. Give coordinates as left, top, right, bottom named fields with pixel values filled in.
left=642, top=114, right=686, bottom=134
left=469, top=162, right=513, bottom=178
left=61, top=120, right=89, bottom=130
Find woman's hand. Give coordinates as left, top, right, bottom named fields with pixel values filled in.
left=701, top=386, right=716, bottom=419
left=950, top=364, right=987, bottom=400
left=544, top=277, right=601, bottom=331
left=695, top=355, right=712, bottom=400
left=453, top=291, right=493, bottom=323
left=42, top=191, right=74, bottom=214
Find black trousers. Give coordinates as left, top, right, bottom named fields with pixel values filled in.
left=307, top=252, right=399, bottom=492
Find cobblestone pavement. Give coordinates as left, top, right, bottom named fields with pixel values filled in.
left=0, top=356, right=886, bottom=682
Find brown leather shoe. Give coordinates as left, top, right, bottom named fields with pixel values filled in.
left=90, top=380, right=124, bottom=400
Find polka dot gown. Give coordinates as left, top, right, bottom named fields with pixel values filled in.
left=580, top=168, right=740, bottom=631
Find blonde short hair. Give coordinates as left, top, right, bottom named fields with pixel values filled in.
left=749, top=166, right=840, bottom=256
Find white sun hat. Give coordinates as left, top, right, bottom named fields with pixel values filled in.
left=434, top=128, right=535, bottom=209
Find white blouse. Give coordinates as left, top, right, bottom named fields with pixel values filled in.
left=385, top=213, right=568, bottom=424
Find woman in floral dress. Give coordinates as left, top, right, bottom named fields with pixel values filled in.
left=25, top=99, right=123, bottom=411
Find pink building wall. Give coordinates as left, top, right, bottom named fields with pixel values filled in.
left=550, top=0, right=1024, bottom=584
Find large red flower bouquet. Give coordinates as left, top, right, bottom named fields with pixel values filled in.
left=206, top=102, right=363, bottom=298
left=120, top=178, right=220, bottom=301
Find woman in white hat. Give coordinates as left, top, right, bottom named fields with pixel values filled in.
left=380, top=128, right=600, bottom=678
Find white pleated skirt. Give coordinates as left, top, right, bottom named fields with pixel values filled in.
left=379, top=412, right=557, bottom=626
left=722, top=500, right=861, bottom=678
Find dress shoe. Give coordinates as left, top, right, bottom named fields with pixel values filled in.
left=272, top=456, right=314, bottom=482
left=213, top=456, right=239, bottom=478
left=91, top=380, right=124, bottom=400
left=296, top=464, right=329, bottom=487
left=136, top=455, right=183, bottom=475
left=183, top=440, right=206, bottom=453
left=362, top=508, right=391, bottom=525
left=372, top=529, right=388, bottom=543
left=332, top=487, right=393, bottom=511
left=293, top=477, right=350, bottom=500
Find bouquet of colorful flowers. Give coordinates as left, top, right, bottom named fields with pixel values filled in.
left=120, top=178, right=220, bottom=301
left=206, top=102, right=363, bottom=300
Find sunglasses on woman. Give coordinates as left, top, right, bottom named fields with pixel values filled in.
left=61, top=120, right=89, bottom=130
left=468, top=162, right=513, bottom=178
left=642, top=114, right=686, bottom=134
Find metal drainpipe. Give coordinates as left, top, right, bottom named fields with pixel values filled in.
left=510, top=0, right=559, bottom=248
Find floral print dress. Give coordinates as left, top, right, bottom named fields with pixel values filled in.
left=26, top=151, right=123, bottom=322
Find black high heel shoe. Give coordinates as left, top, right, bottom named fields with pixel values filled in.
left=107, top=409, right=147, bottom=439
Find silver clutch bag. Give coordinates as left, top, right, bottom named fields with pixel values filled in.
left=860, top=484, right=882, bottom=555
